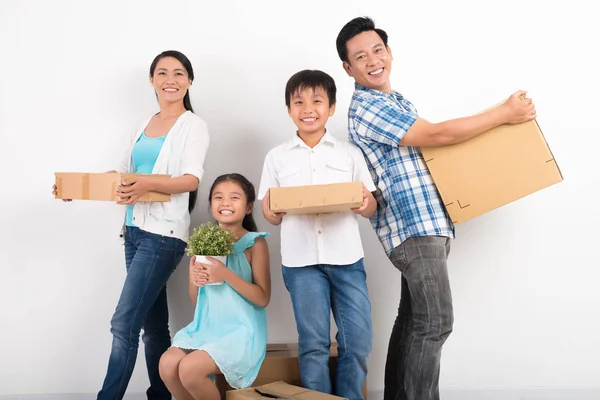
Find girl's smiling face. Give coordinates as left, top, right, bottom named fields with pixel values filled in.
left=210, top=180, right=251, bottom=227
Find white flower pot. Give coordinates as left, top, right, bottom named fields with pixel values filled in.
left=195, top=255, right=227, bottom=286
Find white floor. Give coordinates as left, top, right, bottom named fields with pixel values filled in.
left=2, top=389, right=600, bottom=400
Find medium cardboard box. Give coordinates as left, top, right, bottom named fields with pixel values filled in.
left=269, top=182, right=363, bottom=215
left=227, top=381, right=346, bottom=400
left=216, top=343, right=367, bottom=400
left=420, top=119, right=562, bottom=224
left=54, top=172, right=171, bottom=202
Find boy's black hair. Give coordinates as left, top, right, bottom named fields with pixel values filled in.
left=285, top=70, right=336, bottom=108
left=336, top=17, right=389, bottom=63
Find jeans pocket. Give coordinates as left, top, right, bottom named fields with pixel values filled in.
left=389, top=244, right=407, bottom=272
left=157, top=233, right=186, bottom=252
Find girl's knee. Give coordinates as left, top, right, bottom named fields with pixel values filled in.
left=159, top=348, right=185, bottom=381
left=179, top=352, right=212, bottom=389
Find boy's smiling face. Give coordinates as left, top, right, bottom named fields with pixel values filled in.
left=288, top=86, right=336, bottom=139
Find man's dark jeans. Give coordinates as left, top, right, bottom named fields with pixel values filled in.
left=384, top=236, right=453, bottom=400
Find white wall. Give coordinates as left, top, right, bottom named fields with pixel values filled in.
left=1, top=0, right=598, bottom=397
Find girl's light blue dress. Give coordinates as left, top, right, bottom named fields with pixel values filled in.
left=171, top=231, right=269, bottom=389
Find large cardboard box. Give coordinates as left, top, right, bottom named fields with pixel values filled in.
left=216, top=343, right=367, bottom=400
left=54, top=172, right=171, bottom=202
left=269, top=182, right=362, bottom=215
left=420, top=119, right=562, bottom=224
left=227, top=381, right=346, bottom=400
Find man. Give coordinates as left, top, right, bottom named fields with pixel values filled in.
left=335, top=16, right=536, bottom=400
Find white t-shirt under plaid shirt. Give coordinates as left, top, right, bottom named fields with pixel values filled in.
left=348, top=83, right=454, bottom=256
left=258, top=132, right=376, bottom=268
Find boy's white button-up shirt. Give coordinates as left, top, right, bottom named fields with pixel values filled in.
left=258, top=132, right=376, bottom=267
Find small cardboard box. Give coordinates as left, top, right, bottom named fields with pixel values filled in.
left=54, top=172, right=171, bottom=202
left=216, top=343, right=367, bottom=400
left=227, top=381, right=346, bottom=400
left=269, top=182, right=362, bottom=215
left=420, top=119, right=562, bottom=224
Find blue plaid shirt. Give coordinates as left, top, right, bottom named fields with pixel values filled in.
left=348, top=83, right=454, bottom=255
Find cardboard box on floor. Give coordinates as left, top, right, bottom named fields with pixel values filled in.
left=269, top=182, right=363, bottom=215
left=54, top=172, right=171, bottom=202
left=227, top=381, right=346, bottom=400
left=420, top=119, right=562, bottom=224
left=216, top=343, right=367, bottom=400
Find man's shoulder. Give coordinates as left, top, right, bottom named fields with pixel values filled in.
left=350, top=88, right=389, bottom=113
left=351, top=88, right=378, bottom=104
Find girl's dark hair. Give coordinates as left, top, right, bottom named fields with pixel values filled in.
left=149, top=50, right=195, bottom=112
left=336, top=16, right=389, bottom=63
left=149, top=50, right=198, bottom=213
left=188, top=190, right=198, bottom=213
left=285, top=69, right=336, bottom=108
left=208, top=173, right=258, bottom=232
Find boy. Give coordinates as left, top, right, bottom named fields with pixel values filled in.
left=257, top=70, right=377, bottom=400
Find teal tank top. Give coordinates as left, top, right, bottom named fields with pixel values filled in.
left=125, top=132, right=166, bottom=226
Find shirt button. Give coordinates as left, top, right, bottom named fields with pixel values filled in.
left=312, top=168, right=316, bottom=172
left=317, top=230, right=322, bottom=235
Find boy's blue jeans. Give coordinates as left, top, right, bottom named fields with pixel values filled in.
left=97, top=226, right=186, bottom=400
left=282, top=258, right=372, bottom=400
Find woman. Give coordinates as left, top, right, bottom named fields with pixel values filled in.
left=54, top=50, right=209, bottom=400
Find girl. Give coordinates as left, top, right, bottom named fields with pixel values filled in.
left=159, top=173, right=271, bottom=400
left=53, top=50, right=209, bottom=400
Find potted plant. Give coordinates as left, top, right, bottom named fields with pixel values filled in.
left=185, top=222, right=236, bottom=286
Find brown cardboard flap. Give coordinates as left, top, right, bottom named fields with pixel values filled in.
left=217, top=343, right=363, bottom=400
left=251, top=382, right=347, bottom=400
left=254, top=382, right=309, bottom=398
left=266, top=343, right=296, bottom=352
left=226, top=388, right=264, bottom=400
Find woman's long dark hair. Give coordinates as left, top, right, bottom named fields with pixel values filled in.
left=149, top=50, right=197, bottom=212
left=208, top=174, right=258, bottom=232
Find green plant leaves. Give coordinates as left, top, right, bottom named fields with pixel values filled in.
left=185, top=222, right=236, bottom=256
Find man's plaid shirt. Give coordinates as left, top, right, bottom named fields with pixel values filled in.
left=348, top=83, right=454, bottom=255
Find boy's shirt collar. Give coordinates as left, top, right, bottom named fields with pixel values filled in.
left=288, top=130, right=337, bottom=150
